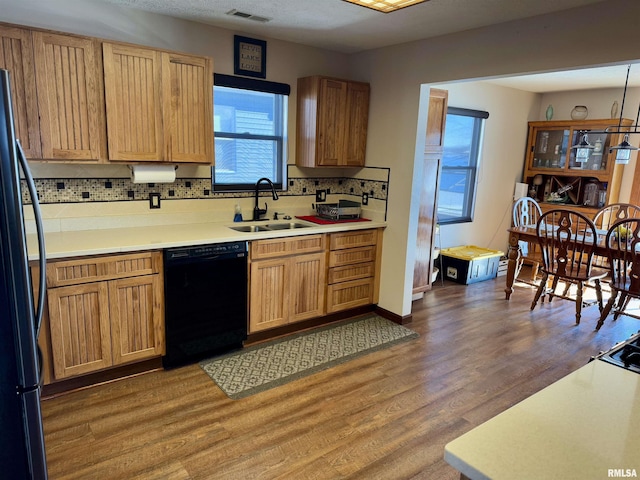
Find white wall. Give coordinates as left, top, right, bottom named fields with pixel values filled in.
left=3, top=0, right=640, bottom=319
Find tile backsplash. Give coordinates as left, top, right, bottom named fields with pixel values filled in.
left=22, top=166, right=390, bottom=207
left=21, top=165, right=390, bottom=231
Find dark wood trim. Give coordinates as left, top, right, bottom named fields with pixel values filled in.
left=41, top=357, right=163, bottom=399
left=374, top=305, right=413, bottom=325
left=245, top=305, right=375, bottom=346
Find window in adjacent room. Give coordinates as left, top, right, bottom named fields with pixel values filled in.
left=437, top=107, right=488, bottom=224
left=212, top=74, right=290, bottom=191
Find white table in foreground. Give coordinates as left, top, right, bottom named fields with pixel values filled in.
left=445, top=360, right=640, bottom=480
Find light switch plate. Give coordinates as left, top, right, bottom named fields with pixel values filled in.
left=316, top=189, right=326, bottom=202
left=362, top=192, right=369, bottom=205
left=149, top=193, right=161, bottom=209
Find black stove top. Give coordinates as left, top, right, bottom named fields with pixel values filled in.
left=596, top=331, right=640, bottom=374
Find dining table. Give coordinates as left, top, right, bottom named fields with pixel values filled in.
left=504, top=224, right=609, bottom=300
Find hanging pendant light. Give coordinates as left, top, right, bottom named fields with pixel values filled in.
left=571, top=132, right=594, bottom=163
left=608, top=65, right=640, bottom=164
left=610, top=133, right=638, bottom=164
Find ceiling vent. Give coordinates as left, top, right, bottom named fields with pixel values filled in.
left=226, top=9, right=271, bottom=23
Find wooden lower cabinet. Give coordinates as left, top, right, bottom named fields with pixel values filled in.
left=249, top=235, right=326, bottom=333
left=45, top=251, right=164, bottom=380
left=327, top=229, right=382, bottom=313
left=47, top=282, right=112, bottom=379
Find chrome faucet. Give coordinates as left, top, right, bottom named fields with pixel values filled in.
left=253, top=178, right=279, bottom=220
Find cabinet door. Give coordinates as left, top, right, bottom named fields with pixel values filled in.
left=343, top=82, right=369, bottom=167
left=413, top=157, right=441, bottom=294
left=0, top=26, right=41, bottom=158
left=290, top=252, right=326, bottom=323
left=414, top=87, right=448, bottom=294
left=249, top=258, right=289, bottom=333
left=109, top=275, right=164, bottom=365
left=33, top=32, right=106, bottom=161
left=317, top=78, right=347, bottom=166
left=162, top=52, right=213, bottom=164
left=424, top=88, right=448, bottom=154
left=103, top=43, right=163, bottom=161
left=47, top=282, right=112, bottom=379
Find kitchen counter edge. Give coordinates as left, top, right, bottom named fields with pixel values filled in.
left=27, top=219, right=387, bottom=261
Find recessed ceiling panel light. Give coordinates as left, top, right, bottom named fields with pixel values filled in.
left=342, top=0, right=429, bottom=13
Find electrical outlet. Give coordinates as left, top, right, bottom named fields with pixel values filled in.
left=362, top=192, right=369, bottom=205
left=149, top=193, right=161, bottom=209
left=316, top=189, right=326, bottom=202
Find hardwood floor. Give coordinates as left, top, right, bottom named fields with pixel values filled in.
left=41, top=276, right=640, bottom=479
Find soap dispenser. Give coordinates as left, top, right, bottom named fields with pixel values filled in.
left=233, top=204, right=243, bottom=222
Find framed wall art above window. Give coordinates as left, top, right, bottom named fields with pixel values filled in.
left=234, top=35, right=266, bottom=79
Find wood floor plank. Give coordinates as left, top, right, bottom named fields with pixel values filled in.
left=41, top=276, right=640, bottom=479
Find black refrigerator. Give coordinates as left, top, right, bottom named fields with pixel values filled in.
left=0, top=69, right=48, bottom=478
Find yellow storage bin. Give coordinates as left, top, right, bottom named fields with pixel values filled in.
left=440, top=245, right=504, bottom=285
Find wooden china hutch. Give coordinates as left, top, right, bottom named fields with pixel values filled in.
left=522, top=118, right=633, bottom=215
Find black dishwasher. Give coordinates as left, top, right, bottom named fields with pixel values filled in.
left=163, top=241, right=247, bottom=369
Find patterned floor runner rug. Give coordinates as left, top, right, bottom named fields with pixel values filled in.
left=200, top=314, right=418, bottom=399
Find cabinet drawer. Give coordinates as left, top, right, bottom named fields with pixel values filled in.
left=326, top=277, right=374, bottom=313
left=329, top=246, right=376, bottom=268
left=47, top=251, right=161, bottom=287
left=328, top=262, right=375, bottom=284
left=330, top=229, right=377, bottom=250
left=251, top=234, right=326, bottom=260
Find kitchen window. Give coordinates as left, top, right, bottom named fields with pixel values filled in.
left=212, top=74, right=290, bottom=191
left=437, top=107, right=488, bottom=224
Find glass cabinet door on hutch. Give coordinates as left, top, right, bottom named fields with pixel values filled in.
left=523, top=118, right=633, bottom=215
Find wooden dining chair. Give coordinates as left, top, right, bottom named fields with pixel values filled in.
left=592, top=203, right=640, bottom=232
left=591, top=203, right=640, bottom=270
left=530, top=209, right=607, bottom=325
left=595, top=218, right=640, bottom=331
left=512, top=196, right=543, bottom=283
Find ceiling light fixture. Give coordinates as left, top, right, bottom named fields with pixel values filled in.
left=571, top=133, right=594, bottom=163
left=570, top=65, right=640, bottom=165
left=607, top=65, right=640, bottom=164
left=342, top=0, right=429, bottom=13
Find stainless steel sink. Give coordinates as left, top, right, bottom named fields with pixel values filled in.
left=228, top=222, right=312, bottom=233
left=265, top=222, right=311, bottom=230
left=228, top=225, right=272, bottom=233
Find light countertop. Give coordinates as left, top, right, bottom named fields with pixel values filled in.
left=27, top=218, right=386, bottom=261
left=444, top=360, right=640, bottom=480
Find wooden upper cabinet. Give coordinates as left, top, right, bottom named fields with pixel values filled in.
left=103, top=43, right=214, bottom=164
left=32, top=31, right=107, bottom=161
left=163, top=52, right=213, bottom=164
left=316, top=78, right=347, bottom=166
left=103, top=43, right=164, bottom=162
left=0, top=25, right=41, bottom=158
left=296, top=75, right=370, bottom=168
left=344, top=81, right=370, bottom=167
left=0, top=25, right=106, bottom=161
